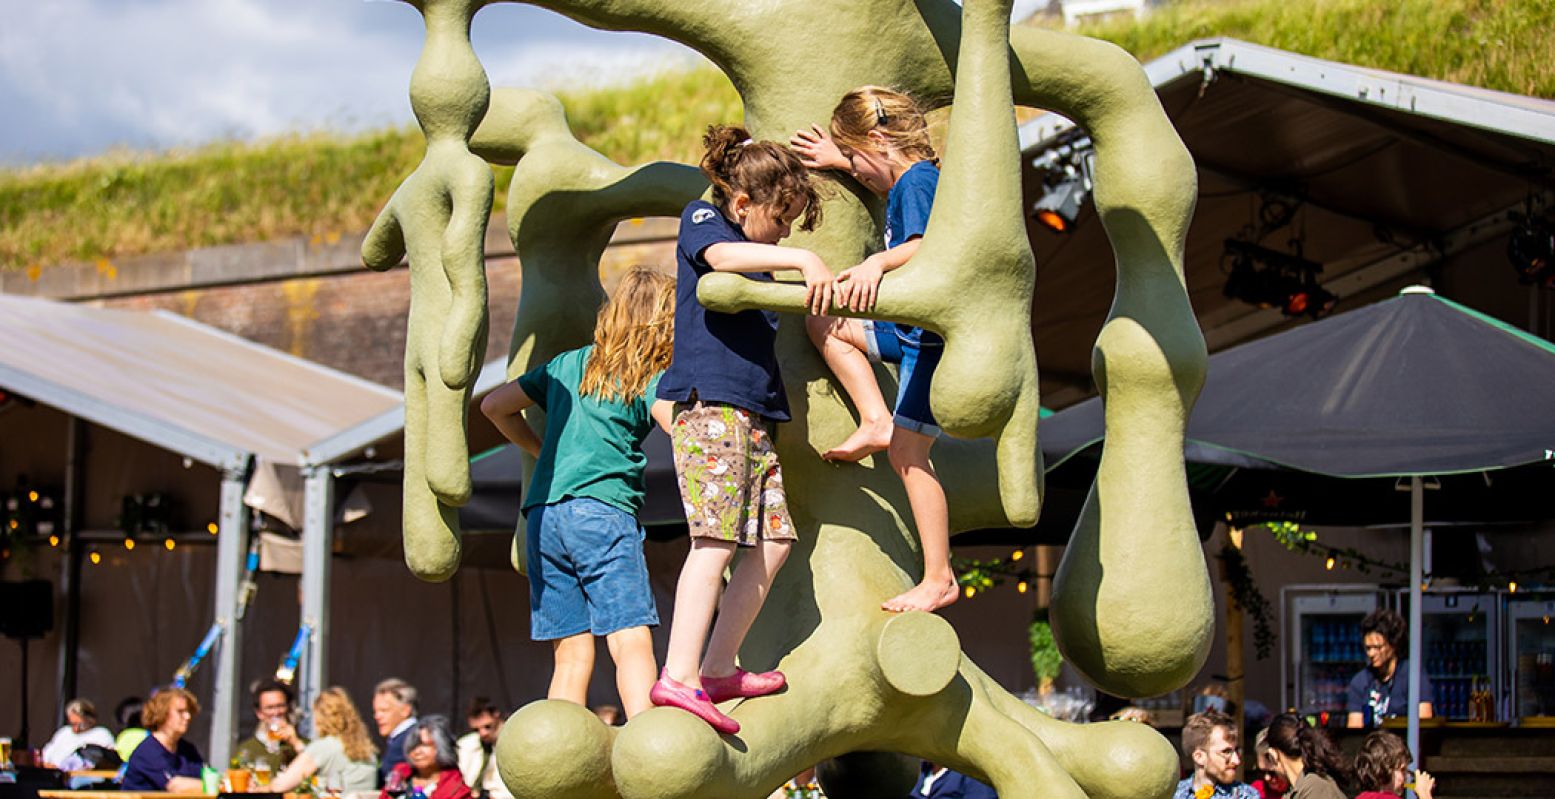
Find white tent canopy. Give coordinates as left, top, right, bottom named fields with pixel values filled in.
left=0, top=293, right=400, bottom=767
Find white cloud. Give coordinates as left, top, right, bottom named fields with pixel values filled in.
left=0, top=0, right=696, bottom=164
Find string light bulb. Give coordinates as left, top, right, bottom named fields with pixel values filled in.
left=1325, top=556, right=1336, bottom=570
left=48, top=535, right=60, bottom=547
left=207, top=522, right=219, bottom=535
left=1509, top=581, right=1518, bottom=593
left=89, top=550, right=102, bottom=565
left=28, top=491, right=39, bottom=502
left=164, top=538, right=177, bottom=551
left=965, top=586, right=976, bottom=599
left=1018, top=580, right=1029, bottom=594
left=123, top=538, right=136, bottom=551
left=1011, top=549, right=1024, bottom=561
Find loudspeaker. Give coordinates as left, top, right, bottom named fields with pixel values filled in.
left=0, top=580, right=53, bottom=639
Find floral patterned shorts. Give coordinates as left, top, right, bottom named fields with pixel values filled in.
left=671, top=400, right=796, bottom=546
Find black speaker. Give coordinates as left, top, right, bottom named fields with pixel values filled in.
left=0, top=580, right=53, bottom=639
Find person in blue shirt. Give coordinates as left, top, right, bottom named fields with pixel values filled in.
left=1173, top=711, right=1259, bottom=799
left=793, top=85, right=956, bottom=613
left=651, top=124, right=832, bottom=735
left=1346, top=608, right=1435, bottom=728
left=909, top=762, right=998, bottom=799
left=121, top=687, right=204, bottom=793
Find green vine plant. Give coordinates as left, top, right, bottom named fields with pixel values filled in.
left=1216, top=541, right=1277, bottom=661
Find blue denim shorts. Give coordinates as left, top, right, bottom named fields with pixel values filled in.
left=525, top=497, right=659, bottom=640
left=863, top=320, right=944, bottom=438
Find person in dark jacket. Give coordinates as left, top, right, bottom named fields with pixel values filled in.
left=909, top=761, right=997, bottom=799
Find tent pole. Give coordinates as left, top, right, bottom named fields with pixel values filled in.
left=1408, top=476, right=1424, bottom=772
left=56, top=417, right=84, bottom=720
left=209, top=459, right=252, bottom=771
left=299, top=466, right=335, bottom=734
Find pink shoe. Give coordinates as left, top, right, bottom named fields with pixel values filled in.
left=700, top=668, right=787, bottom=703
left=649, top=670, right=740, bottom=734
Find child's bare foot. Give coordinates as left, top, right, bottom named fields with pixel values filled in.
left=822, top=420, right=893, bottom=462
left=882, top=577, right=959, bottom=613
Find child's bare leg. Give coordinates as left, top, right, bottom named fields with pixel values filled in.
left=663, top=538, right=737, bottom=689
left=549, top=632, right=596, bottom=705
left=883, top=429, right=957, bottom=612
left=605, top=625, right=657, bottom=718
left=805, top=315, right=892, bottom=462
left=703, top=538, right=793, bottom=677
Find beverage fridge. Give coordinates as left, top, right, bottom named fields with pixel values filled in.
left=1398, top=589, right=1499, bottom=720
left=1283, top=586, right=1384, bottom=722
left=1507, top=597, right=1555, bottom=721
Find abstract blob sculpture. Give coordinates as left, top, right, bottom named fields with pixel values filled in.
left=364, top=0, right=1212, bottom=796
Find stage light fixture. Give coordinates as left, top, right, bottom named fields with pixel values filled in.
left=1508, top=213, right=1554, bottom=288
left=1222, top=239, right=1338, bottom=320
left=1030, top=135, right=1094, bottom=234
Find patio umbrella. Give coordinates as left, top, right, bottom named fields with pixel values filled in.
left=1039, top=285, right=1555, bottom=758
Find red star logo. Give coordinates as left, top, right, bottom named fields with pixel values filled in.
left=1260, top=490, right=1284, bottom=509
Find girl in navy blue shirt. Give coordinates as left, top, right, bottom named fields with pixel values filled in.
left=793, top=86, right=956, bottom=614
left=650, top=124, right=830, bottom=734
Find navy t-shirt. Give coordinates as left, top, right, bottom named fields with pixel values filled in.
left=656, top=200, right=789, bottom=421
left=884, top=161, right=943, bottom=348
left=1346, top=658, right=1434, bottom=725
left=122, top=734, right=203, bottom=791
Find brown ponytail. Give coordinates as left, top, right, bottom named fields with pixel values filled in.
left=1267, top=713, right=1354, bottom=789
left=699, top=124, right=822, bottom=232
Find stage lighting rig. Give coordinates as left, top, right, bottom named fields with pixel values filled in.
left=1030, top=134, right=1094, bottom=234
left=1222, top=239, right=1337, bottom=319
left=1508, top=209, right=1554, bottom=288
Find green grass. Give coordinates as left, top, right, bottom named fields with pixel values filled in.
left=3, top=0, right=1551, bottom=273
left=1066, top=0, right=1555, bottom=98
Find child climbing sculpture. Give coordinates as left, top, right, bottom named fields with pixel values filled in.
left=365, top=0, right=1213, bottom=795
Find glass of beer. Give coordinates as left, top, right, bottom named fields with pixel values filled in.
left=0, top=737, right=11, bottom=767
left=253, top=761, right=273, bottom=787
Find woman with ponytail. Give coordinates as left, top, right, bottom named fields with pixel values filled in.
left=1265, top=714, right=1352, bottom=799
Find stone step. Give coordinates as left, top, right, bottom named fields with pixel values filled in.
left=1425, top=756, right=1555, bottom=773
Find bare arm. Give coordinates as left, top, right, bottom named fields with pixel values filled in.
left=835, top=237, right=921, bottom=312
left=1420, top=701, right=1434, bottom=719
left=165, top=776, right=204, bottom=794
left=651, top=400, right=676, bottom=435
left=1345, top=711, right=1364, bottom=729
left=265, top=751, right=319, bottom=793
left=704, top=242, right=834, bottom=315
left=480, top=382, right=543, bottom=457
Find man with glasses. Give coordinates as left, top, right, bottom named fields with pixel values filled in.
left=233, top=679, right=305, bottom=773
left=1346, top=608, right=1435, bottom=728
left=1174, top=711, right=1257, bottom=799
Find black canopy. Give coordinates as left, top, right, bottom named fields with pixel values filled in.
left=1041, top=286, right=1555, bottom=478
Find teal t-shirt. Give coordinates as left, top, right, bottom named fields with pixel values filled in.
left=516, top=345, right=662, bottom=515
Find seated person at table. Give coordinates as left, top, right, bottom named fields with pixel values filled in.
left=380, top=717, right=471, bottom=799
left=123, top=687, right=205, bottom=793
left=114, top=697, right=150, bottom=763
left=1346, top=608, right=1434, bottom=728
left=41, top=697, right=115, bottom=767
left=264, top=687, right=379, bottom=794
left=234, top=679, right=307, bottom=773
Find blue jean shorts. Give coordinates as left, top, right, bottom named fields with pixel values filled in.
left=525, top=497, right=658, bottom=640
left=864, top=320, right=944, bottom=437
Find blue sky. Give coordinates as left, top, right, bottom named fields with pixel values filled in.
left=0, top=0, right=699, bottom=165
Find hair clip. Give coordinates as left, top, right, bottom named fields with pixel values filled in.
left=738, top=138, right=754, bottom=147
left=872, top=98, right=889, bottom=126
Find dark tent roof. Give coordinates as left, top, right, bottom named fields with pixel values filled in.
left=1040, top=286, right=1555, bottom=477
left=1019, top=38, right=1555, bottom=409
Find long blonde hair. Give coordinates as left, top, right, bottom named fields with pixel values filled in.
left=313, top=687, right=378, bottom=763
left=829, top=85, right=937, bottom=164
left=578, top=268, right=675, bottom=403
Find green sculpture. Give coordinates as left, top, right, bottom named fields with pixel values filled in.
left=364, top=0, right=1211, bottom=795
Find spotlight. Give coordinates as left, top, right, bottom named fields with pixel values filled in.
left=1222, top=239, right=1337, bottom=319
left=1030, top=135, right=1094, bottom=234
left=1508, top=214, right=1554, bottom=287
